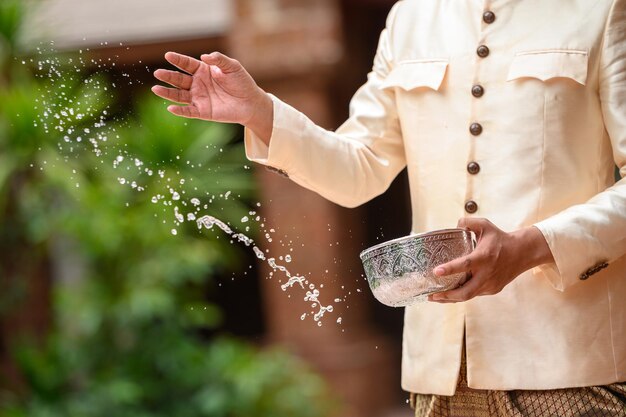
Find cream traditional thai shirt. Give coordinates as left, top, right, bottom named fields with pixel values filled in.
left=244, top=0, right=626, bottom=395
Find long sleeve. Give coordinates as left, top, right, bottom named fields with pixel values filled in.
left=243, top=2, right=406, bottom=208
left=532, top=0, right=626, bottom=291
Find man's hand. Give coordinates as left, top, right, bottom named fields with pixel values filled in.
left=428, top=218, right=555, bottom=303
left=151, top=51, right=273, bottom=143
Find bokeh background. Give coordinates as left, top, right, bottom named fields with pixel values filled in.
left=0, top=0, right=414, bottom=416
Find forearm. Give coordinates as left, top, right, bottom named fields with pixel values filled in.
left=243, top=93, right=407, bottom=208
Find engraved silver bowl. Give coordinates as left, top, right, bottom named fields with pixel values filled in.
left=359, top=228, right=476, bottom=307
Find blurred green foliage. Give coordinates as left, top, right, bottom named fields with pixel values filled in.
left=0, top=1, right=334, bottom=416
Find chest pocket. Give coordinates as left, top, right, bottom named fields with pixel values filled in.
left=379, top=60, right=448, bottom=91
left=506, top=49, right=589, bottom=85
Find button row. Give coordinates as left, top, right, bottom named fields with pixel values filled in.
left=464, top=11, right=494, bottom=217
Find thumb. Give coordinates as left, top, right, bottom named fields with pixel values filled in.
left=457, top=217, right=492, bottom=241
left=201, top=52, right=240, bottom=73
left=457, top=217, right=490, bottom=230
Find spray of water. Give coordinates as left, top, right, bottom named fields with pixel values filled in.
left=196, top=215, right=334, bottom=325
left=29, top=42, right=341, bottom=326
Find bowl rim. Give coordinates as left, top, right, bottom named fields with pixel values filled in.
left=359, top=227, right=472, bottom=260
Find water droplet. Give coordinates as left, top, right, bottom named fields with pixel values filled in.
left=174, top=207, right=184, bottom=222
left=253, top=247, right=266, bottom=260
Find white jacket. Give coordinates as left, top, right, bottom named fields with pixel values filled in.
left=245, top=0, right=626, bottom=395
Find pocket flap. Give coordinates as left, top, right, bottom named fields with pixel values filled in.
left=380, top=60, right=448, bottom=91
left=507, top=50, right=589, bottom=85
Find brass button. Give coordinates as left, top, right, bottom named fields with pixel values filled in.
left=470, top=123, right=483, bottom=136
left=477, top=45, right=490, bottom=58
left=471, top=85, right=484, bottom=98
left=579, top=261, right=610, bottom=280
left=483, top=11, right=496, bottom=24
left=467, top=162, right=480, bottom=175
left=465, top=200, right=478, bottom=214
left=265, top=166, right=289, bottom=178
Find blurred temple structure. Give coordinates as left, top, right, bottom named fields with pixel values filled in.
left=23, top=1, right=413, bottom=416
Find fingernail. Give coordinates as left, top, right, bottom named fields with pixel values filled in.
left=434, top=267, right=445, bottom=276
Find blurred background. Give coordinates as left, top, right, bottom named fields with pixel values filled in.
left=0, top=0, right=414, bottom=416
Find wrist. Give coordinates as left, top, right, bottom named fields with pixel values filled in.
left=511, top=226, right=555, bottom=271
left=244, top=89, right=273, bottom=146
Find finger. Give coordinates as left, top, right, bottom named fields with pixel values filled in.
left=430, top=273, right=483, bottom=303
left=154, top=69, right=193, bottom=90
left=151, top=85, right=191, bottom=104
left=167, top=105, right=200, bottom=119
left=458, top=270, right=472, bottom=286
left=164, top=52, right=202, bottom=75
left=433, top=254, right=474, bottom=277
left=201, top=52, right=240, bottom=74
left=426, top=297, right=457, bottom=304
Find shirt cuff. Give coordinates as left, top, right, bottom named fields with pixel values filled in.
left=243, top=94, right=302, bottom=175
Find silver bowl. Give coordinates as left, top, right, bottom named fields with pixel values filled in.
left=359, top=228, right=476, bottom=307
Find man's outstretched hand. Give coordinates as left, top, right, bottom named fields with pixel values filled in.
left=428, top=218, right=555, bottom=303
left=151, top=52, right=273, bottom=144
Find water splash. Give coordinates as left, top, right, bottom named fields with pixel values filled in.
left=29, top=42, right=341, bottom=326
left=197, top=215, right=334, bottom=325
